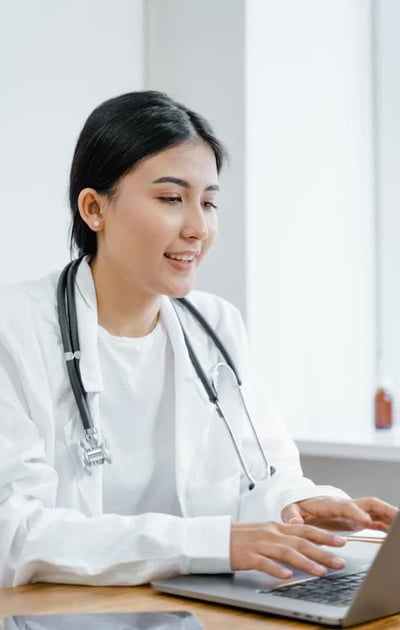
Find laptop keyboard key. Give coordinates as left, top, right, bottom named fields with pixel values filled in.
left=259, top=571, right=368, bottom=607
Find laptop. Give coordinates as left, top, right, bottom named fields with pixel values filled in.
left=152, top=511, right=400, bottom=627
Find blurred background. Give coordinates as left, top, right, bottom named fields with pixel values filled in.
left=1, top=0, right=399, bottom=499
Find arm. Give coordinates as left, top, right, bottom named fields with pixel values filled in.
left=238, top=394, right=356, bottom=523
left=281, top=496, right=397, bottom=531
left=0, top=332, right=231, bottom=587
left=213, top=301, right=397, bottom=577
left=212, top=302, right=350, bottom=521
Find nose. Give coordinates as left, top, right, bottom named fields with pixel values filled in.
left=181, top=202, right=209, bottom=241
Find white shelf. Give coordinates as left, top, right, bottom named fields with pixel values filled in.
left=294, top=425, right=400, bottom=462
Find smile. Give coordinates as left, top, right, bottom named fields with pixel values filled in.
left=164, top=253, right=197, bottom=262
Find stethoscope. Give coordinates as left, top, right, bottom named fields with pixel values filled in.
left=57, top=258, right=275, bottom=490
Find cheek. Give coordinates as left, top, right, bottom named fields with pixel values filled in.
left=117, top=210, right=166, bottom=244
left=137, top=215, right=174, bottom=245
left=205, top=215, right=218, bottom=248
left=196, top=218, right=217, bottom=265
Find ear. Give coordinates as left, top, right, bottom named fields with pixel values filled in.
left=77, top=188, right=106, bottom=233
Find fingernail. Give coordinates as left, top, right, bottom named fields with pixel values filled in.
left=333, top=535, right=346, bottom=545
left=281, top=568, right=292, bottom=579
left=313, top=564, right=327, bottom=576
left=331, top=557, right=345, bottom=569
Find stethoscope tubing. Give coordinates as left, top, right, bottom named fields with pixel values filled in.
left=57, top=258, right=93, bottom=432
left=57, top=260, right=275, bottom=486
left=175, top=297, right=241, bottom=387
left=172, top=300, right=275, bottom=488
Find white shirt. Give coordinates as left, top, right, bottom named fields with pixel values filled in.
left=98, top=320, right=179, bottom=516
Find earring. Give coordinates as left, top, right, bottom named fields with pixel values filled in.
left=92, top=220, right=100, bottom=228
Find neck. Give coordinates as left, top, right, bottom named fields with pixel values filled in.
left=90, top=257, right=161, bottom=338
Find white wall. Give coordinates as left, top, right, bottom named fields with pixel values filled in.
left=374, top=0, right=400, bottom=418
left=0, top=0, right=143, bottom=286
left=145, top=0, right=377, bottom=437
left=246, top=0, right=376, bottom=435
left=1, top=0, right=378, bottom=440
left=301, top=455, right=399, bottom=505
left=145, top=0, right=247, bottom=316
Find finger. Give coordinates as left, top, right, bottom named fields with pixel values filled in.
left=309, top=500, right=373, bottom=528
left=280, top=523, right=346, bottom=547
left=325, top=499, right=397, bottom=531
left=303, top=516, right=368, bottom=532
left=285, top=536, right=346, bottom=571
left=252, top=554, right=293, bottom=580
left=287, top=517, right=304, bottom=525
left=324, top=498, right=397, bottom=528
left=355, top=498, right=398, bottom=524
left=362, top=520, right=391, bottom=532
left=281, top=503, right=304, bottom=524
left=262, top=543, right=331, bottom=577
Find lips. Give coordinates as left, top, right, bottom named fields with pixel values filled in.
left=164, top=252, right=199, bottom=262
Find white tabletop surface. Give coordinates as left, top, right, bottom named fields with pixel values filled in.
left=294, top=424, right=400, bottom=461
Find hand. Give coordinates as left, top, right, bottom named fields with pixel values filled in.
left=281, top=496, right=398, bottom=532
left=230, top=521, right=346, bottom=579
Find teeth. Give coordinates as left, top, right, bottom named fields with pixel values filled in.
left=166, top=253, right=195, bottom=262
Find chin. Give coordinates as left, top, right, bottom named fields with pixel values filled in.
left=164, top=282, right=194, bottom=299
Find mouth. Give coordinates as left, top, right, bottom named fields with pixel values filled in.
left=164, top=252, right=199, bottom=272
left=164, top=253, right=198, bottom=263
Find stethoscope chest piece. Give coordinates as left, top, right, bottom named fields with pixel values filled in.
left=78, top=427, right=112, bottom=474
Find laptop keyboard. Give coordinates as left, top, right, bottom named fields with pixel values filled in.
left=261, top=571, right=368, bottom=607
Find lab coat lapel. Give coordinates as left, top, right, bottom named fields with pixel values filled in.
left=74, top=258, right=103, bottom=393
left=161, top=298, right=216, bottom=512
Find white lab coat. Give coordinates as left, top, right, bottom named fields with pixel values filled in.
left=0, top=259, right=347, bottom=587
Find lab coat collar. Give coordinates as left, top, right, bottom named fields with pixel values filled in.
left=159, top=297, right=209, bottom=381
left=160, top=295, right=216, bottom=385
left=74, top=257, right=103, bottom=393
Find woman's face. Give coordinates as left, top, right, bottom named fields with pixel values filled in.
left=95, top=139, right=219, bottom=298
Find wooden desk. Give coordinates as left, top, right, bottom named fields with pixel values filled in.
left=0, top=584, right=400, bottom=629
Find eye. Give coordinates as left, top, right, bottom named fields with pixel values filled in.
left=158, top=196, right=182, bottom=204
left=202, top=201, right=218, bottom=210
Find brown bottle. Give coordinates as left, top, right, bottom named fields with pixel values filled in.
left=374, top=387, right=393, bottom=429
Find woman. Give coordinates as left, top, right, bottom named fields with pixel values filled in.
left=0, top=91, right=395, bottom=587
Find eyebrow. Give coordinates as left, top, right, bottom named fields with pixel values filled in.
left=151, top=176, right=219, bottom=192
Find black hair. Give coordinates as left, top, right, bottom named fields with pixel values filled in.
left=69, top=90, right=227, bottom=256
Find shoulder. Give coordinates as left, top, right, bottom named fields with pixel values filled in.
left=182, top=289, right=245, bottom=332
left=0, top=270, right=60, bottom=337
left=175, top=290, right=248, bottom=367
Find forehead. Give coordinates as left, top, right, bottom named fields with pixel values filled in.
left=131, top=140, right=219, bottom=185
